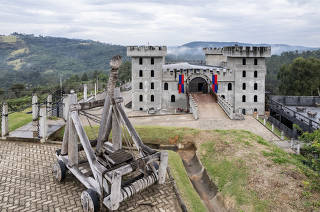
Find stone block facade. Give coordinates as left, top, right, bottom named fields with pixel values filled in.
left=127, top=45, right=271, bottom=116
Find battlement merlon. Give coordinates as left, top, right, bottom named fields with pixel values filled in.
left=127, top=46, right=167, bottom=57
left=203, top=47, right=224, bottom=55
left=222, top=46, right=271, bottom=58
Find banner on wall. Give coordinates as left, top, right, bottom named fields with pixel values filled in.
left=178, top=74, right=184, bottom=93
left=212, top=74, right=218, bottom=93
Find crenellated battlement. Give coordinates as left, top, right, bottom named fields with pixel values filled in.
left=203, top=47, right=224, bottom=55
left=127, top=46, right=167, bottom=57
left=222, top=46, right=271, bottom=57
left=203, top=45, right=271, bottom=58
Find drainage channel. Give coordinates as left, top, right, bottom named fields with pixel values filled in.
left=148, top=143, right=226, bottom=212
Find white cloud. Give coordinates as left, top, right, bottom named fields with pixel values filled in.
left=0, top=0, right=319, bottom=47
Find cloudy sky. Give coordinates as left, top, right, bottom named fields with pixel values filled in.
left=0, top=0, right=319, bottom=47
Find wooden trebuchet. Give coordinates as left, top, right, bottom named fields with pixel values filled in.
left=53, top=55, right=168, bottom=212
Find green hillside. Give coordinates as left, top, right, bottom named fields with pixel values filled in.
left=0, top=33, right=126, bottom=89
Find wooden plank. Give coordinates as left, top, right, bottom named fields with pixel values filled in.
left=79, top=99, right=105, bottom=110
left=61, top=116, right=70, bottom=155
left=96, top=95, right=111, bottom=153
left=158, top=151, right=168, bottom=184
left=110, top=171, right=121, bottom=210
left=112, top=88, right=122, bottom=150
left=68, top=117, right=79, bottom=167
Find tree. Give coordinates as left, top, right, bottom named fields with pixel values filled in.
left=118, top=61, right=131, bottom=83
left=81, top=72, right=88, bottom=81
left=10, top=83, right=25, bottom=97
left=277, top=57, right=320, bottom=96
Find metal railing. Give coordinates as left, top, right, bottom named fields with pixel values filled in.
left=269, top=99, right=319, bottom=131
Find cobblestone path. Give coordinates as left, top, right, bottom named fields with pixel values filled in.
left=0, top=140, right=181, bottom=212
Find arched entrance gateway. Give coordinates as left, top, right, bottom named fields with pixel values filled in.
left=189, top=77, right=208, bottom=93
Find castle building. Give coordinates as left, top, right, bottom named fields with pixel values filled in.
left=127, top=45, right=271, bottom=117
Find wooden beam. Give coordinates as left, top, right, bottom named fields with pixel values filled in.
left=79, top=99, right=105, bottom=110
left=68, top=114, right=79, bottom=167
left=96, top=95, right=111, bottom=154
left=112, top=88, right=122, bottom=151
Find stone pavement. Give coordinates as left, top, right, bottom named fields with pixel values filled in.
left=0, top=140, right=181, bottom=212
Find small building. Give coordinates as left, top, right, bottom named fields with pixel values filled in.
left=127, top=45, right=271, bottom=116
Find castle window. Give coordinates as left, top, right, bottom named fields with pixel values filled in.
left=151, top=95, right=154, bottom=102
left=242, top=95, right=246, bottom=102
left=254, top=108, right=258, bottom=112
left=139, top=107, right=143, bottom=111
left=254, top=83, right=258, bottom=90
left=151, top=57, right=154, bottom=65
left=228, top=83, right=232, bottom=91
left=221, top=95, right=225, bottom=99
left=242, top=58, right=246, bottom=65
left=139, top=82, right=143, bottom=89
left=242, top=83, right=246, bottom=90
left=171, top=95, right=175, bottom=102
left=242, top=70, right=246, bottom=77
left=254, top=95, right=258, bottom=102
left=139, top=70, right=143, bottom=77
left=254, top=71, right=258, bottom=78
left=151, top=82, right=154, bottom=89
left=151, top=70, right=154, bottom=77
left=139, top=95, right=143, bottom=102
left=139, top=57, right=143, bottom=65
left=254, top=58, right=258, bottom=65
left=242, top=109, right=246, bottom=115
left=164, top=83, right=168, bottom=90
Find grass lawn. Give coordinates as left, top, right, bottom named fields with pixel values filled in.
left=8, top=108, right=32, bottom=132
left=198, top=130, right=320, bottom=211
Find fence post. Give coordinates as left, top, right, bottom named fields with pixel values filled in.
left=290, top=138, right=293, bottom=149
left=40, top=106, right=47, bottom=143
left=263, top=117, right=266, bottom=126
left=95, top=83, right=97, bottom=99
left=281, top=131, right=284, bottom=140
left=63, top=93, right=71, bottom=121
left=32, top=94, right=39, bottom=138
left=271, top=124, right=274, bottom=132
left=2, top=103, right=8, bottom=139
left=83, top=84, right=87, bottom=101
left=297, top=143, right=300, bottom=155
left=47, top=94, right=52, bottom=117
left=256, top=113, right=259, bottom=119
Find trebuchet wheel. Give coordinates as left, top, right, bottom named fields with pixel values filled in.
left=81, top=189, right=100, bottom=212
left=53, top=160, right=66, bottom=182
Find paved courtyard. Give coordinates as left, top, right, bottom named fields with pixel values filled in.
left=0, top=140, right=181, bottom=212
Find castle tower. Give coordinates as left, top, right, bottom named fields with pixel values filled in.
left=224, top=46, right=271, bottom=115
left=127, top=46, right=167, bottom=111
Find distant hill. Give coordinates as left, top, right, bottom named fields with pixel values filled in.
left=167, top=41, right=319, bottom=60
left=0, top=33, right=126, bottom=89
